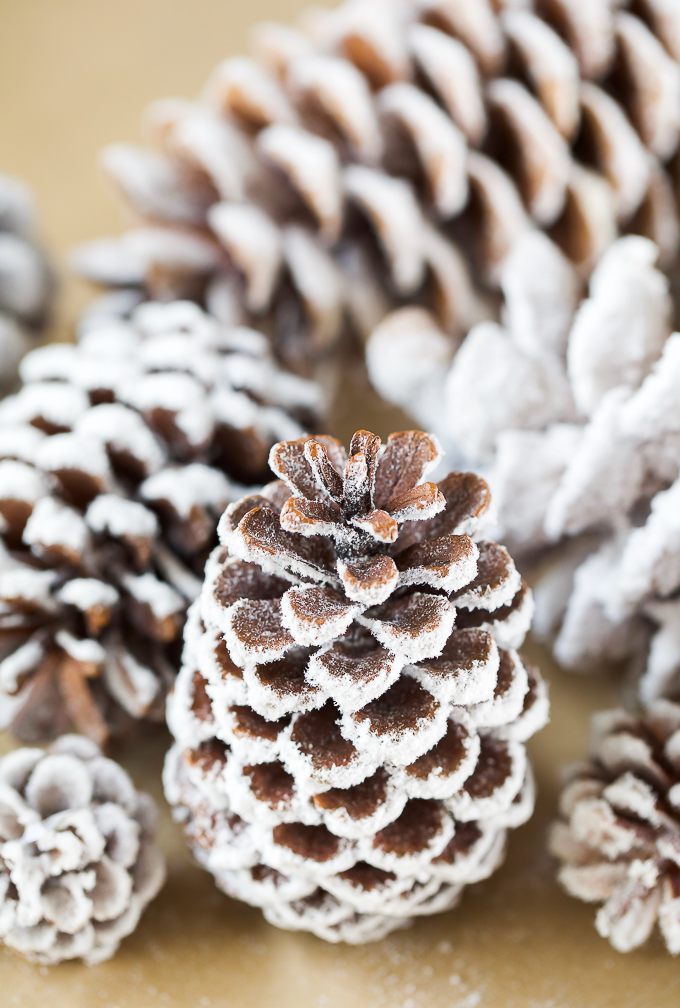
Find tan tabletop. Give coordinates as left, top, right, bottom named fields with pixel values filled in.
left=1, top=2, right=680, bottom=1005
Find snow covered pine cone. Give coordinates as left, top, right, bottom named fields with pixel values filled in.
left=75, top=0, right=680, bottom=374
left=550, top=702, right=680, bottom=955
left=0, top=299, right=321, bottom=746
left=0, top=734, right=165, bottom=964
left=370, top=232, right=680, bottom=705
left=0, top=174, right=53, bottom=388
left=164, top=428, right=548, bottom=943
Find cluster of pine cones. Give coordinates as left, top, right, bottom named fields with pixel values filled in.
left=2, top=0, right=680, bottom=966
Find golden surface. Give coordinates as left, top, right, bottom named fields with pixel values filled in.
left=1, top=1, right=679, bottom=1005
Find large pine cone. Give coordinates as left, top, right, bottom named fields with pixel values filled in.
left=0, top=734, right=165, bottom=964
left=0, top=299, right=321, bottom=745
left=164, top=428, right=548, bottom=942
left=74, top=0, right=680, bottom=373
left=551, top=703, right=680, bottom=955
left=0, top=174, right=54, bottom=388
left=370, top=233, right=680, bottom=704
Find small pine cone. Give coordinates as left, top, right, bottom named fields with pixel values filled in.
left=0, top=174, right=54, bottom=388
left=164, top=428, right=548, bottom=943
left=369, top=232, right=680, bottom=702
left=74, top=0, right=680, bottom=372
left=0, top=299, right=321, bottom=746
left=551, top=703, right=680, bottom=955
left=0, top=733, right=165, bottom=964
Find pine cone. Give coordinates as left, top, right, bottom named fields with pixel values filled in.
left=164, top=428, right=547, bottom=942
left=0, top=299, right=321, bottom=746
left=0, top=733, right=165, bottom=964
left=369, top=232, right=680, bottom=702
left=550, top=703, right=680, bottom=954
left=0, top=174, right=54, bottom=387
left=74, top=0, right=680, bottom=373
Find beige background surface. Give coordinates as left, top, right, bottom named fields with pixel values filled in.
left=1, top=1, right=679, bottom=1005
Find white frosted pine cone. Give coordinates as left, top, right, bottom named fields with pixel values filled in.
left=0, top=734, right=165, bottom=964
left=369, top=232, right=680, bottom=703
left=74, top=0, right=680, bottom=374
left=164, top=427, right=548, bottom=943
left=0, top=174, right=54, bottom=389
left=0, top=299, right=321, bottom=746
left=550, top=702, right=680, bottom=955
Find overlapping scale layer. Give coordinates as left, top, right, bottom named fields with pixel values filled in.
left=0, top=300, right=321, bottom=745
left=165, top=428, right=547, bottom=941
left=369, top=230, right=680, bottom=704
left=0, top=734, right=165, bottom=964
left=551, top=702, right=680, bottom=955
left=75, top=0, right=680, bottom=374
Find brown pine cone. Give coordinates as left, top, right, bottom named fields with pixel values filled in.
left=0, top=299, right=321, bottom=746
left=551, top=703, right=680, bottom=954
left=75, top=0, right=680, bottom=372
left=164, top=428, right=548, bottom=942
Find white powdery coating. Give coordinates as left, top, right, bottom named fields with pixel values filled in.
left=378, top=82, right=468, bottom=218
left=444, top=321, right=574, bottom=463
left=468, top=650, right=529, bottom=730
left=344, top=165, right=425, bottom=295
left=0, top=638, right=46, bottom=697
left=567, top=237, right=672, bottom=417
left=100, top=143, right=208, bottom=225
left=609, top=480, right=680, bottom=619
left=339, top=689, right=449, bottom=766
left=209, top=202, right=283, bottom=314
left=103, top=647, right=161, bottom=720
left=258, top=124, right=343, bottom=242
left=0, top=425, right=46, bottom=465
left=640, top=601, right=680, bottom=704
left=75, top=404, right=166, bottom=477
left=19, top=343, right=79, bottom=384
left=36, top=433, right=113, bottom=483
left=410, top=636, right=499, bottom=708
left=0, top=737, right=165, bottom=965
left=544, top=387, right=639, bottom=541
left=553, top=541, right=648, bottom=671
left=491, top=424, right=583, bottom=553
left=0, top=383, right=89, bottom=431
left=56, top=578, right=120, bottom=613
left=500, top=230, right=580, bottom=361
left=22, top=497, right=90, bottom=558
left=140, top=464, right=235, bottom=519
left=0, top=566, right=58, bottom=609
left=54, top=631, right=107, bottom=666
left=121, top=373, right=214, bottom=448
left=85, top=494, right=159, bottom=541
left=287, top=51, right=381, bottom=163
left=0, top=459, right=49, bottom=504
left=121, top=573, right=185, bottom=622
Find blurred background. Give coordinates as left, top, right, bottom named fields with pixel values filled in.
left=1, top=3, right=679, bottom=1005
left=0, top=0, right=310, bottom=335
